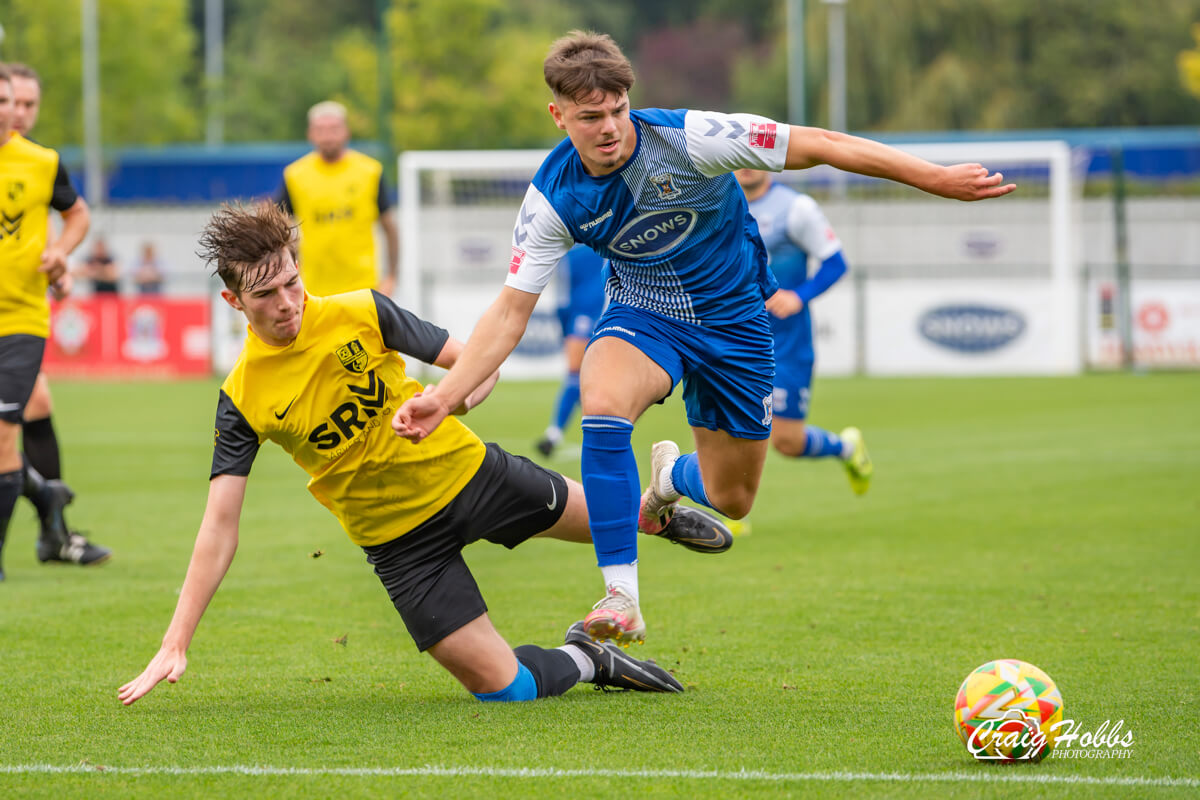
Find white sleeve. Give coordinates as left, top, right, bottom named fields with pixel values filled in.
left=683, top=110, right=791, bottom=178
left=786, top=194, right=842, bottom=262
left=503, top=184, right=574, bottom=295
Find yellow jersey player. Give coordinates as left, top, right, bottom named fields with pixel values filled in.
left=0, top=64, right=99, bottom=581
left=119, top=203, right=732, bottom=706
left=7, top=62, right=111, bottom=570
left=274, top=101, right=399, bottom=297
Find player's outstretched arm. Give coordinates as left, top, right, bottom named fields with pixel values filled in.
left=429, top=337, right=501, bottom=415
left=784, top=126, right=1016, bottom=201
left=392, top=286, right=539, bottom=442
left=118, top=475, right=247, bottom=706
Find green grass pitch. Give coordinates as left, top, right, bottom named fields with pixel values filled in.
left=0, top=372, right=1196, bottom=799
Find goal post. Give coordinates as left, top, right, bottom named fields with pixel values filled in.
left=399, top=139, right=1081, bottom=379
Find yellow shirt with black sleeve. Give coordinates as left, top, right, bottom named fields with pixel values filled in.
left=211, top=289, right=486, bottom=547
left=0, top=132, right=80, bottom=339
left=277, top=150, right=389, bottom=297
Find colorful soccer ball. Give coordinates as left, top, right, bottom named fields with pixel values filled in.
left=954, top=659, right=1064, bottom=761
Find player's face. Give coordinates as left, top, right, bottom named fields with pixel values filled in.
left=0, top=79, right=14, bottom=137
left=734, top=168, right=770, bottom=198
left=549, top=90, right=635, bottom=176
left=308, top=113, right=349, bottom=161
left=11, top=76, right=40, bottom=136
left=223, top=251, right=306, bottom=346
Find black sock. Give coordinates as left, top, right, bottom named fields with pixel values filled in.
left=0, top=469, right=24, bottom=577
left=514, top=645, right=582, bottom=698
left=22, top=416, right=61, bottom=481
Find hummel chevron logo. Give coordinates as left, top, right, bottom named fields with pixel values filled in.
left=274, top=397, right=298, bottom=420
left=514, top=207, right=537, bottom=246
left=703, top=118, right=745, bottom=139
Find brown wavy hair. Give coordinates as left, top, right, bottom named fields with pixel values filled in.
left=198, top=203, right=298, bottom=294
left=543, top=30, right=634, bottom=103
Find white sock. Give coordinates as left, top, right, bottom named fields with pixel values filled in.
left=841, top=438, right=855, bottom=460
left=658, top=458, right=680, bottom=500
left=559, top=643, right=596, bottom=682
left=600, top=563, right=639, bottom=602
left=543, top=425, right=562, bottom=444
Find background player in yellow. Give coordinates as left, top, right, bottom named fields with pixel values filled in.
left=6, top=62, right=111, bottom=570
left=0, top=64, right=96, bottom=581
left=118, top=203, right=729, bottom=706
left=274, top=101, right=399, bottom=297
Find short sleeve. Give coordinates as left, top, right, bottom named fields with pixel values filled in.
left=502, top=184, right=574, bottom=295
left=371, top=290, right=450, bottom=363
left=50, top=160, right=79, bottom=212
left=683, top=110, right=791, bottom=177
left=785, top=194, right=842, bottom=262
left=210, top=390, right=261, bottom=479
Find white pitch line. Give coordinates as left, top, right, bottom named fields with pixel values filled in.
left=1, top=764, right=1197, bottom=787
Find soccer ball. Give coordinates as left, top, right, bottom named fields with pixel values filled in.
left=954, top=659, right=1064, bottom=761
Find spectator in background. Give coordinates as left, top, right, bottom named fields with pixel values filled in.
left=132, top=241, right=165, bottom=295
left=274, top=100, right=399, bottom=297
left=78, top=236, right=120, bottom=295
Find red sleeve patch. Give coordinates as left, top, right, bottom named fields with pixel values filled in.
left=749, top=122, right=777, bottom=149
left=508, top=246, right=526, bottom=274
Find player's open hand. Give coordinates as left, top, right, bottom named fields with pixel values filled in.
left=935, top=164, right=1017, bottom=201
left=392, top=386, right=451, bottom=443
left=118, top=647, right=188, bottom=706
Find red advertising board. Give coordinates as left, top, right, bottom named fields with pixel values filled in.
left=42, top=297, right=212, bottom=378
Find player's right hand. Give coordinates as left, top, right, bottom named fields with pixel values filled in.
left=118, top=647, right=188, bottom=706
left=393, top=388, right=451, bottom=443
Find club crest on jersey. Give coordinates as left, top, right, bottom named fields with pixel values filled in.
left=335, top=339, right=369, bottom=374
left=7, top=180, right=25, bottom=202
left=650, top=173, right=682, bottom=200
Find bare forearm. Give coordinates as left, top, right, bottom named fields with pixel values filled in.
left=433, top=296, right=528, bottom=408
left=787, top=127, right=938, bottom=186
left=382, top=214, right=400, bottom=281
left=160, top=524, right=238, bottom=651
left=56, top=200, right=91, bottom=256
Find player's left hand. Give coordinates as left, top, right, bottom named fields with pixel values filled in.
left=50, top=271, right=74, bottom=301
left=39, top=246, right=70, bottom=284
left=118, top=646, right=188, bottom=706
left=935, top=164, right=1017, bottom=201
left=393, top=387, right=452, bottom=442
left=765, top=289, right=803, bottom=319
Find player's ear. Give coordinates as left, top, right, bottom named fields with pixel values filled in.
left=220, top=288, right=244, bottom=312
left=548, top=101, right=566, bottom=131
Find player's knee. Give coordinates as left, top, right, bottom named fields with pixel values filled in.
left=710, top=485, right=757, bottom=520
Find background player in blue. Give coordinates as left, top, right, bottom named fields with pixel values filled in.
left=536, top=243, right=606, bottom=457
left=735, top=168, right=873, bottom=494
left=394, top=30, right=1016, bottom=645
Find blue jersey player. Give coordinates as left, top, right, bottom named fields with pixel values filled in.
left=735, top=168, right=873, bottom=494
left=536, top=243, right=607, bottom=457
left=394, top=31, right=1016, bottom=645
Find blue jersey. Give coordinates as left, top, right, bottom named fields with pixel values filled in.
left=506, top=108, right=791, bottom=326
left=747, top=182, right=843, bottom=362
left=558, top=244, right=606, bottom=317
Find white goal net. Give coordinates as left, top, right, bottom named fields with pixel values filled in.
left=399, top=140, right=1080, bottom=379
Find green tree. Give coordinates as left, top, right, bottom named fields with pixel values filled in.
left=0, top=0, right=199, bottom=147
left=1180, top=22, right=1200, bottom=100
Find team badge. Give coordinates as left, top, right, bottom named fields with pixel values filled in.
left=7, top=180, right=25, bottom=202
left=650, top=173, right=682, bottom=200
left=335, top=339, right=369, bottom=374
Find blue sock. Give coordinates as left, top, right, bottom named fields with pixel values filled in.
left=472, top=662, right=538, bottom=702
left=551, top=372, right=581, bottom=432
left=801, top=426, right=844, bottom=458
left=581, top=415, right=639, bottom=566
left=670, top=453, right=715, bottom=511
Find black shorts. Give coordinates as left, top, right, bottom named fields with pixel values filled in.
left=0, top=334, right=46, bottom=423
left=361, top=443, right=569, bottom=651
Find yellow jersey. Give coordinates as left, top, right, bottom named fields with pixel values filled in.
left=0, top=132, right=78, bottom=338
left=279, top=150, right=389, bottom=297
left=212, top=290, right=486, bottom=546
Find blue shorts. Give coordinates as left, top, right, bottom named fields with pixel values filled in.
left=772, top=360, right=814, bottom=421
left=590, top=303, right=774, bottom=440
